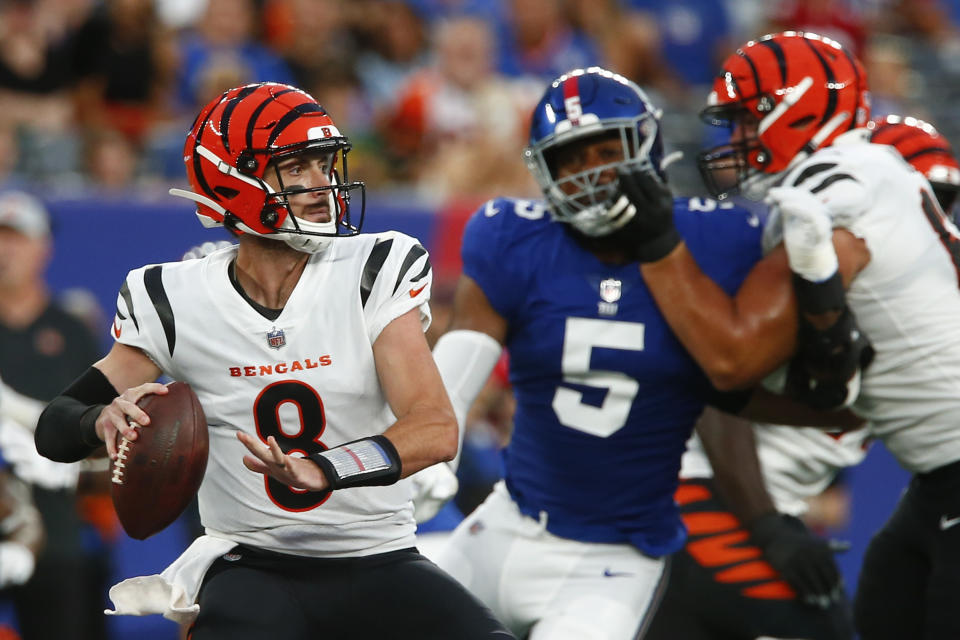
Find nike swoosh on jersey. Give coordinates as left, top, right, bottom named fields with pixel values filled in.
left=940, top=515, right=960, bottom=530
left=602, top=568, right=633, bottom=578
left=112, top=318, right=122, bottom=338
left=409, top=284, right=428, bottom=298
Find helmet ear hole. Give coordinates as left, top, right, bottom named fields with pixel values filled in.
left=261, top=207, right=280, bottom=227
left=214, top=186, right=240, bottom=199
left=237, top=151, right=259, bottom=174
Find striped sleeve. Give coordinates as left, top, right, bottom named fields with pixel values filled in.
left=360, top=232, right=433, bottom=344
left=785, top=153, right=871, bottom=226
left=112, top=265, right=176, bottom=373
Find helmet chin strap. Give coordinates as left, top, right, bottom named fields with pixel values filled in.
left=273, top=189, right=338, bottom=254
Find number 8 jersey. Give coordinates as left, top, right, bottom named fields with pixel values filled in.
left=111, top=232, right=432, bottom=558
left=463, top=197, right=763, bottom=557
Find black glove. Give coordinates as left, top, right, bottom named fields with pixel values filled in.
left=786, top=304, right=876, bottom=410
left=605, top=166, right=681, bottom=263
left=749, top=512, right=845, bottom=609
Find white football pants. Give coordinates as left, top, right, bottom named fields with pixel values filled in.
left=434, top=482, right=669, bottom=639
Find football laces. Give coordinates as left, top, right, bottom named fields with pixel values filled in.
left=111, top=437, right=133, bottom=486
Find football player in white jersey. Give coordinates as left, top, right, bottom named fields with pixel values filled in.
left=646, top=408, right=868, bottom=639
left=613, top=31, right=960, bottom=640
left=34, top=83, right=512, bottom=640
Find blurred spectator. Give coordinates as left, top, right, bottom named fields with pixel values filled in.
left=0, top=0, right=102, bottom=184
left=0, top=191, right=107, bottom=640
left=0, top=129, right=25, bottom=190
left=872, top=0, right=957, bottom=43
left=403, top=0, right=505, bottom=24
left=82, top=128, right=140, bottom=193
left=494, top=0, right=601, bottom=80
left=862, top=35, right=926, bottom=118
left=0, top=0, right=94, bottom=132
left=724, top=0, right=771, bottom=41
left=625, top=0, right=735, bottom=90
left=262, top=0, right=357, bottom=92
left=260, top=0, right=383, bottom=179
left=566, top=0, right=686, bottom=100
left=153, top=0, right=207, bottom=31
left=173, top=0, right=295, bottom=113
left=766, top=0, right=868, bottom=56
left=353, top=0, right=431, bottom=113
left=0, top=433, right=45, bottom=606
left=382, top=16, right=537, bottom=199
left=72, top=0, right=179, bottom=144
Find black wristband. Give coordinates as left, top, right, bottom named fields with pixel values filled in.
left=793, top=270, right=845, bottom=315
left=309, top=435, right=402, bottom=490
left=636, top=227, right=682, bottom=263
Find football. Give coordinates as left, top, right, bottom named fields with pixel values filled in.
left=110, top=381, right=208, bottom=540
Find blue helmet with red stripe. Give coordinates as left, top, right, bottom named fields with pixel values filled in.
left=523, top=67, right=665, bottom=237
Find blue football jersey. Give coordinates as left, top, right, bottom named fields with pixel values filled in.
left=462, top=196, right=764, bottom=556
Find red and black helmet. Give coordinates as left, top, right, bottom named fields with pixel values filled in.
left=697, top=32, right=870, bottom=199
left=170, top=82, right=365, bottom=253
left=868, top=114, right=960, bottom=216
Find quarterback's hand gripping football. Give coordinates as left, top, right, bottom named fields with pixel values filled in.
left=96, top=382, right=169, bottom=460
left=766, top=186, right=839, bottom=283
left=237, top=432, right=328, bottom=491
left=608, top=166, right=681, bottom=263
left=750, top=512, right=845, bottom=609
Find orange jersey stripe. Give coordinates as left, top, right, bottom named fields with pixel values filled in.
left=742, top=581, right=796, bottom=600
left=687, top=530, right=761, bottom=567
left=675, top=482, right=712, bottom=506
left=714, top=559, right=778, bottom=583
left=682, top=511, right=740, bottom=536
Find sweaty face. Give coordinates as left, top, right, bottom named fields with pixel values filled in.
left=551, top=134, right=625, bottom=194
left=265, top=149, right=335, bottom=224
left=730, top=110, right=760, bottom=147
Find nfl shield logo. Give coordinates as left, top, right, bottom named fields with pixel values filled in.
left=599, top=278, right=622, bottom=303
left=266, top=327, right=286, bottom=350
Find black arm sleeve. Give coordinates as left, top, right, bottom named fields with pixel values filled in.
left=35, top=367, right=118, bottom=462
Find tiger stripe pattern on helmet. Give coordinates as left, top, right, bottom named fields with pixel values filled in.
left=869, top=114, right=960, bottom=219
left=172, top=82, right=365, bottom=250
left=698, top=32, right=870, bottom=199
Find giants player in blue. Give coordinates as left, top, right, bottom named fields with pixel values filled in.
left=433, top=67, right=777, bottom=638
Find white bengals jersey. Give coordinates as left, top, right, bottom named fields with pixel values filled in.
left=680, top=425, right=870, bottom=516
left=764, top=128, right=960, bottom=473
left=111, top=231, right=432, bottom=557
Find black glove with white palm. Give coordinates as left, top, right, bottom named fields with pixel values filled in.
left=604, top=166, right=681, bottom=263
left=750, top=512, right=847, bottom=609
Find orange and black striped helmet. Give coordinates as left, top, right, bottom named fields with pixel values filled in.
left=170, top=82, right=365, bottom=253
left=697, top=32, right=870, bottom=199
left=868, top=114, right=960, bottom=216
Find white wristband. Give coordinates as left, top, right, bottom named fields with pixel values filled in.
left=767, top=186, right=839, bottom=282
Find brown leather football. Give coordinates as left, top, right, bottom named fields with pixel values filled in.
left=110, top=381, right=208, bottom=540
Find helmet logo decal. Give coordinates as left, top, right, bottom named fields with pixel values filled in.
left=562, top=77, right=583, bottom=125
left=307, top=125, right=341, bottom=139
left=267, top=327, right=286, bottom=350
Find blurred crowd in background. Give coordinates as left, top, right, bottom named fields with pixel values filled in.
left=3, top=0, right=960, bottom=205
